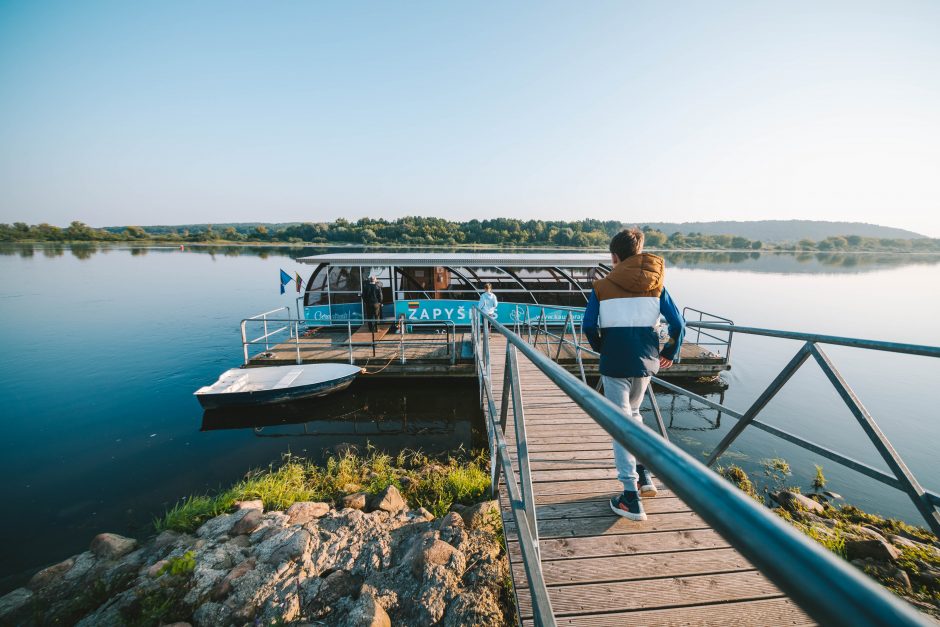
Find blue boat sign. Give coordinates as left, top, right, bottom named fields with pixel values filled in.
left=305, top=300, right=581, bottom=326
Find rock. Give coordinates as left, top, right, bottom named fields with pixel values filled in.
left=438, top=511, right=464, bottom=529
left=347, top=592, right=391, bottom=627
left=164, top=623, right=192, bottom=627
left=286, top=501, right=331, bottom=524
left=27, top=557, right=75, bottom=590
left=849, top=525, right=888, bottom=543
left=0, top=588, right=33, bottom=625
left=413, top=507, right=434, bottom=521
left=303, top=569, right=362, bottom=618
left=893, top=568, right=913, bottom=593
left=343, top=492, right=368, bottom=510
left=370, top=485, right=406, bottom=513
left=845, top=538, right=901, bottom=562
left=197, top=511, right=244, bottom=539
left=442, top=587, right=503, bottom=627
left=232, top=509, right=263, bottom=535
left=210, top=557, right=256, bottom=600
left=90, top=533, right=138, bottom=560
left=463, top=500, right=501, bottom=532
left=233, top=499, right=264, bottom=511
left=256, top=528, right=312, bottom=566
left=771, top=491, right=825, bottom=514
left=412, top=539, right=465, bottom=578
left=153, top=530, right=183, bottom=549
left=146, top=559, right=168, bottom=578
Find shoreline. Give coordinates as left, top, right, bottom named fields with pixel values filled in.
left=0, top=451, right=513, bottom=626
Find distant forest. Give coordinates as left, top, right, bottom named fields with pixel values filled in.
left=2, top=218, right=939, bottom=252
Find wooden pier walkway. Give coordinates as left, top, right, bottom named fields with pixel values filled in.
left=485, top=336, right=812, bottom=626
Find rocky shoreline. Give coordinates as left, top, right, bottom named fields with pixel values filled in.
left=0, top=485, right=509, bottom=626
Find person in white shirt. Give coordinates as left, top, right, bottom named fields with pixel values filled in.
left=478, top=283, right=498, bottom=318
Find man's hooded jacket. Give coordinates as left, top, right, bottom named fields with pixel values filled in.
left=582, top=253, right=685, bottom=378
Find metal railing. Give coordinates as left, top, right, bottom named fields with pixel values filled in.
left=240, top=315, right=457, bottom=367
left=471, top=309, right=556, bottom=626
left=470, top=307, right=930, bottom=627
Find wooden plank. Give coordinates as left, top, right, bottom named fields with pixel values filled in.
left=505, top=511, right=710, bottom=539
left=516, top=570, right=782, bottom=618
left=509, top=528, right=731, bottom=561
left=525, top=598, right=814, bottom=627
left=499, top=496, right=689, bottom=520
left=512, top=547, right=752, bottom=586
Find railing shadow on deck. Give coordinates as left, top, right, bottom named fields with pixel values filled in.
left=470, top=307, right=932, bottom=627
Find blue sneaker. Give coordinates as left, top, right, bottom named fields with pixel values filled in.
left=610, top=491, right=646, bottom=521
left=637, top=465, right=658, bottom=498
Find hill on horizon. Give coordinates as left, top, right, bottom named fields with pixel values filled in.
left=636, top=220, right=924, bottom=242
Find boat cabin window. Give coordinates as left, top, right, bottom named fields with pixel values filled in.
left=304, top=264, right=329, bottom=306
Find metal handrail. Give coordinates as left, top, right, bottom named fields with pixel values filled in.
left=240, top=316, right=457, bottom=366
left=515, top=314, right=940, bottom=534
left=471, top=310, right=556, bottom=626
left=473, top=308, right=929, bottom=627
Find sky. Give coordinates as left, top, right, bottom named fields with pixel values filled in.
left=1, top=1, right=939, bottom=235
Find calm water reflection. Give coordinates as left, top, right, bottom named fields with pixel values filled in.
left=1, top=243, right=938, bottom=592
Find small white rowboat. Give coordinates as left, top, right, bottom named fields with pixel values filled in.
left=194, top=363, right=362, bottom=410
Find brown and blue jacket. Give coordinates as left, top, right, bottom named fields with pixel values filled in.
left=582, top=253, right=685, bottom=377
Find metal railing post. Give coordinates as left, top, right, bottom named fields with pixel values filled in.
left=241, top=321, right=249, bottom=365
left=347, top=320, right=353, bottom=364
left=508, top=344, right=539, bottom=558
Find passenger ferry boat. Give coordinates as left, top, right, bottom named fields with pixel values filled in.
left=236, top=252, right=731, bottom=380
left=296, top=252, right=612, bottom=326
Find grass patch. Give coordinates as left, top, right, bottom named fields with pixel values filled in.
left=716, top=464, right=762, bottom=502
left=155, top=448, right=491, bottom=533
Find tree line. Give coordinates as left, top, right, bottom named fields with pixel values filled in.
left=1, top=218, right=938, bottom=252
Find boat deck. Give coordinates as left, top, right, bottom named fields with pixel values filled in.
left=248, top=327, right=729, bottom=379
left=486, top=336, right=811, bottom=626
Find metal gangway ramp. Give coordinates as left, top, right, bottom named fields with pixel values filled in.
left=469, top=310, right=933, bottom=627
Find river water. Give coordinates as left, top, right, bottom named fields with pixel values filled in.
left=1, top=243, right=938, bottom=592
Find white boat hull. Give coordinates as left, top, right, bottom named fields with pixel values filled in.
left=194, top=363, right=361, bottom=410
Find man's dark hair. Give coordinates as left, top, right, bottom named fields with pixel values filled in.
left=609, top=227, right=645, bottom=260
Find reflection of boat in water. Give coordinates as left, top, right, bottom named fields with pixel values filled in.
left=194, top=363, right=361, bottom=409
left=200, top=378, right=486, bottom=453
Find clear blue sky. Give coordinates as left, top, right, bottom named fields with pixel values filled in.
left=1, top=1, right=939, bottom=235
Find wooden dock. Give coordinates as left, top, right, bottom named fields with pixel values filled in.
left=249, top=326, right=729, bottom=379
left=486, top=336, right=811, bottom=626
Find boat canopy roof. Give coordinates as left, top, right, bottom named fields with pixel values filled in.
left=296, top=252, right=609, bottom=267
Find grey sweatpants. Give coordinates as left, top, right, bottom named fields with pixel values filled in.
left=602, top=375, right=650, bottom=491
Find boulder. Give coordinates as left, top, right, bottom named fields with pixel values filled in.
left=442, top=587, right=503, bottom=627
left=849, top=525, right=888, bottom=543
left=256, top=528, right=312, bottom=566
left=232, top=509, right=264, bottom=535
left=146, top=559, right=168, bottom=578
left=438, top=511, right=464, bottom=529
left=233, top=499, right=264, bottom=511
left=27, top=557, right=75, bottom=590
left=411, top=539, right=465, bottom=578
left=463, top=500, right=501, bottom=532
left=845, top=538, right=900, bottom=562
left=346, top=592, right=391, bottom=627
left=413, top=507, right=434, bottom=521
left=343, top=492, right=368, bottom=510
left=210, top=557, right=257, bottom=600
left=303, top=569, right=362, bottom=618
left=286, top=501, right=331, bottom=524
left=0, top=588, right=33, bottom=625
left=369, top=485, right=406, bottom=513
left=90, top=533, right=138, bottom=560
left=771, top=491, right=825, bottom=515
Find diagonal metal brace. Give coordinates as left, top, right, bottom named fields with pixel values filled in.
left=707, top=341, right=814, bottom=467
left=810, top=344, right=940, bottom=536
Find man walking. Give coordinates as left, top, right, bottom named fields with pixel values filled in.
left=362, top=275, right=383, bottom=332
left=582, top=227, right=685, bottom=521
